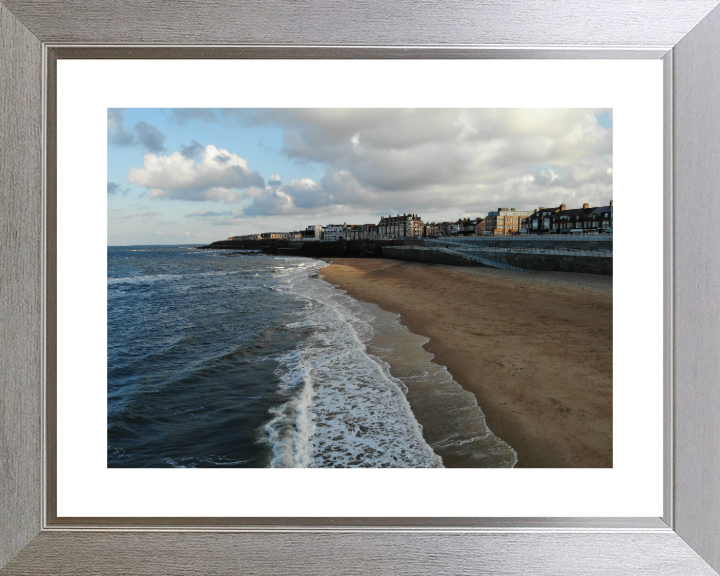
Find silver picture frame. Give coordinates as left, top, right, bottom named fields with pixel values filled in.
left=2, top=1, right=720, bottom=573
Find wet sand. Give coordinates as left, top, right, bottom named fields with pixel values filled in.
left=320, top=258, right=612, bottom=468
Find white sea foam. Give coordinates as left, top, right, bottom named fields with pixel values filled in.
left=262, top=257, right=517, bottom=468
left=107, top=273, right=185, bottom=285
left=363, top=304, right=518, bottom=468
left=107, top=270, right=245, bottom=286
left=264, top=260, right=442, bottom=468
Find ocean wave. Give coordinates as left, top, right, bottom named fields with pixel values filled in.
left=107, top=249, right=513, bottom=468
left=162, top=456, right=251, bottom=468
left=365, top=309, right=518, bottom=468
left=107, top=270, right=246, bottom=286
left=264, top=264, right=442, bottom=468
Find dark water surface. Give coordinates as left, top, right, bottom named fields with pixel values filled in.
left=108, top=246, right=455, bottom=468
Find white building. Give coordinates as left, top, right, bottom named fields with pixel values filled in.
left=323, top=224, right=345, bottom=241
left=303, top=225, right=324, bottom=241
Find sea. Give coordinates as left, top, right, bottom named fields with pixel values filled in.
left=107, top=245, right=517, bottom=468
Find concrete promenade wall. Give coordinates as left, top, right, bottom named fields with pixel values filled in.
left=477, top=250, right=612, bottom=275
left=202, top=237, right=612, bottom=275
left=382, top=246, right=612, bottom=275
left=203, top=239, right=419, bottom=257
left=445, top=236, right=612, bottom=251
left=381, top=246, right=487, bottom=268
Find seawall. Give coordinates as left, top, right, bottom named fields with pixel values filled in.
left=200, top=238, right=421, bottom=258
left=200, top=236, right=612, bottom=275
left=382, top=246, right=612, bottom=275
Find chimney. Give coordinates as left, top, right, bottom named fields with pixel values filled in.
left=539, top=207, right=545, bottom=210
left=610, top=200, right=613, bottom=207
left=561, top=204, right=567, bottom=211
left=582, top=203, right=589, bottom=209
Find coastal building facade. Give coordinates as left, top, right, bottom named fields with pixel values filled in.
left=376, top=214, right=425, bottom=239
left=524, top=202, right=613, bottom=234
left=424, top=223, right=440, bottom=237
left=439, top=222, right=454, bottom=237
left=323, top=224, right=345, bottom=241
left=484, top=208, right=534, bottom=235
left=523, top=206, right=562, bottom=234
left=453, top=217, right=483, bottom=236
left=303, top=225, right=324, bottom=241
left=362, top=223, right=377, bottom=240
left=343, top=225, right=360, bottom=241
left=222, top=203, right=611, bottom=243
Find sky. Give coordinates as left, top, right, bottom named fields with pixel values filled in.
left=107, top=108, right=613, bottom=246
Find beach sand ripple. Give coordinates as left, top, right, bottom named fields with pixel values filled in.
left=321, top=258, right=613, bottom=468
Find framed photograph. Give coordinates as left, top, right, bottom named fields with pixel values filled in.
left=2, top=1, right=720, bottom=574
left=62, top=66, right=638, bottom=520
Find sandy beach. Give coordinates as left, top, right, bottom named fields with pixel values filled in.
left=320, top=258, right=612, bottom=468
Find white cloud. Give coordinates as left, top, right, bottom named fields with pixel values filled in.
left=185, top=210, right=234, bottom=217
left=226, top=108, right=612, bottom=216
left=127, top=145, right=264, bottom=203
left=123, top=109, right=613, bottom=219
left=534, top=168, right=560, bottom=186
left=241, top=185, right=297, bottom=216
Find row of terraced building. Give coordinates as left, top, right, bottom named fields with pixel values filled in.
left=228, top=202, right=613, bottom=241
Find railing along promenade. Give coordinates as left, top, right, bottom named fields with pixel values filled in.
left=425, top=237, right=613, bottom=257
left=436, top=245, right=534, bottom=272
left=387, top=235, right=613, bottom=273
left=389, top=244, right=534, bottom=272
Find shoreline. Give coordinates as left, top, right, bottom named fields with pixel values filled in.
left=319, top=258, right=612, bottom=468
left=352, top=297, right=518, bottom=468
